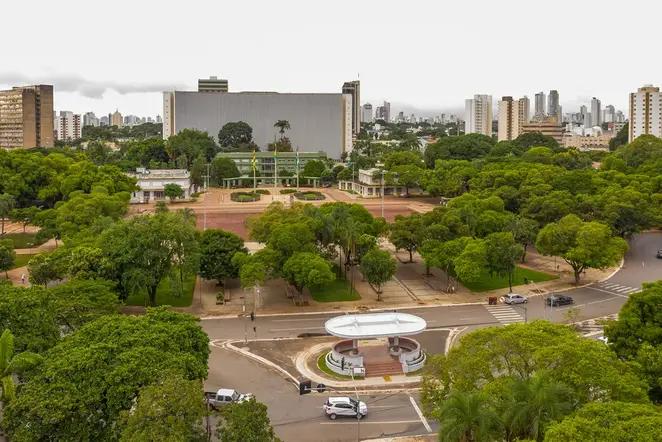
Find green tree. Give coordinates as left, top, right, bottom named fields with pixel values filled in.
left=509, top=216, right=539, bottom=262
left=608, top=122, right=629, bottom=151
left=389, top=214, right=426, bottom=262
left=27, top=253, right=63, bottom=287
left=513, top=131, right=560, bottom=151
left=9, top=206, right=40, bottom=233
left=384, top=150, right=423, bottom=169
left=273, top=120, right=291, bottom=138
left=166, top=129, right=218, bottom=166
left=484, top=232, right=523, bottom=292
left=119, top=375, right=208, bottom=442
left=1, top=329, right=17, bottom=403
left=0, top=242, right=15, bottom=278
left=199, top=229, right=247, bottom=285
left=302, top=160, right=326, bottom=177
left=99, top=211, right=199, bottom=305
left=360, top=248, right=396, bottom=300
left=217, top=398, right=280, bottom=442
left=190, top=155, right=207, bottom=188
left=436, top=390, right=498, bottom=442
left=47, top=279, right=119, bottom=332
left=0, top=193, right=16, bottom=235
left=164, top=183, right=185, bottom=200
left=544, top=401, right=662, bottom=442
left=388, top=164, right=423, bottom=196
left=604, top=281, right=662, bottom=402
left=536, top=215, right=628, bottom=284
left=218, top=121, right=254, bottom=149
left=2, top=308, right=210, bottom=441
left=282, top=252, right=334, bottom=297
left=453, top=238, right=487, bottom=284
left=210, top=157, right=241, bottom=186
left=421, top=321, right=648, bottom=418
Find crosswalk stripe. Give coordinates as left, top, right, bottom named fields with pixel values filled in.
left=624, top=288, right=639, bottom=293
left=615, top=286, right=633, bottom=292
left=485, top=305, right=524, bottom=324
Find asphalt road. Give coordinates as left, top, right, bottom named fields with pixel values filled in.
left=203, top=232, right=662, bottom=441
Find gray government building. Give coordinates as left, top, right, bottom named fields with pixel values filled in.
left=163, top=90, right=353, bottom=159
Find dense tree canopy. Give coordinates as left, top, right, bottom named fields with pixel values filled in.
left=3, top=308, right=210, bottom=441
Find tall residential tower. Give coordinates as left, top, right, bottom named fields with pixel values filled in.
left=465, top=94, right=493, bottom=136
left=629, top=85, right=662, bottom=142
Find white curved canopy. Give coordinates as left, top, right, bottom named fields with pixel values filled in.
left=325, top=313, right=427, bottom=339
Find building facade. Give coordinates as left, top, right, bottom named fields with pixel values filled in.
left=362, top=103, right=373, bottom=123
left=198, top=76, right=229, bottom=92
left=375, top=101, right=391, bottom=122
left=163, top=90, right=353, bottom=159
left=342, top=80, right=360, bottom=135
left=629, top=84, right=662, bottom=142
left=518, top=96, right=530, bottom=127
left=0, top=84, right=54, bottom=148
left=216, top=151, right=327, bottom=178
left=55, top=111, right=82, bottom=141
left=548, top=90, right=560, bottom=123
left=128, top=168, right=193, bottom=203
left=83, top=112, right=99, bottom=127
left=534, top=92, right=546, bottom=118
left=521, top=116, right=564, bottom=143
left=590, top=97, right=602, bottom=127
left=337, top=168, right=417, bottom=198
left=497, top=96, right=521, bottom=141
left=465, top=94, right=493, bottom=136
left=111, top=110, right=123, bottom=127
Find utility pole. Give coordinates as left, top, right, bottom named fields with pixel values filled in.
left=381, top=169, right=385, bottom=219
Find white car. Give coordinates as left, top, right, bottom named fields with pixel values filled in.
left=205, top=388, right=253, bottom=410
left=323, top=397, right=368, bottom=420
left=503, top=293, right=528, bottom=305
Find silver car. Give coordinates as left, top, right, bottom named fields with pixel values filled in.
left=323, top=397, right=368, bottom=420
left=503, top=293, right=528, bottom=305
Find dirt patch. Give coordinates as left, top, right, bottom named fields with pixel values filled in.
left=246, top=336, right=337, bottom=379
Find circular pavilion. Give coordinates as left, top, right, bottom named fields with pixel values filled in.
left=324, top=312, right=427, bottom=377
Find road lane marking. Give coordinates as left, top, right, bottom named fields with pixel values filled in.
left=585, top=286, right=629, bottom=298
left=409, top=396, right=432, bottom=433
left=320, top=420, right=422, bottom=425
left=270, top=326, right=325, bottom=332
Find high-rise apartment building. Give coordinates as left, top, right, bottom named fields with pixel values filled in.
left=198, top=76, right=228, bottom=92
left=518, top=96, right=530, bottom=127
left=55, top=111, right=82, bottom=141
left=547, top=90, right=560, bottom=123
left=83, top=112, right=99, bottom=127
left=464, top=94, right=493, bottom=136
left=111, top=110, right=123, bottom=127
left=375, top=101, right=391, bottom=122
left=341, top=81, right=361, bottom=135
left=629, top=85, right=662, bottom=142
left=361, top=103, right=373, bottom=123
left=497, top=97, right=521, bottom=141
left=534, top=92, right=546, bottom=118
left=603, top=105, right=616, bottom=123
left=0, top=84, right=54, bottom=148
left=591, top=97, right=602, bottom=127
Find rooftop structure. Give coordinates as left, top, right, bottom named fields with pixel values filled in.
left=325, top=313, right=427, bottom=339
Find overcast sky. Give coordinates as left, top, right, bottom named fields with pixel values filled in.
left=2, top=0, right=658, bottom=118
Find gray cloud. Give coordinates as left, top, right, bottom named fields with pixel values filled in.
left=0, top=72, right=186, bottom=98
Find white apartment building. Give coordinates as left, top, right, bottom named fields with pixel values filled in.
left=629, top=85, right=662, bottom=142
left=362, top=103, right=373, bottom=123
left=464, top=94, right=493, bottom=136
left=55, top=111, right=82, bottom=141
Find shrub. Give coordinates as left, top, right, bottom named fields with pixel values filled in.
left=255, top=189, right=270, bottom=195
left=280, top=189, right=298, bottom=195
left=230, top=192, right=260, bottom=202
left=294, top=191, right=325, bottom=201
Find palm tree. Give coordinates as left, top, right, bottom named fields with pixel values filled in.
left=500, top=374, right=573, bottom=441
left=437, top=391, right=499, bottom=442
left=274, top=120, right=291, bottom=139
left=1, top=329, right=16, bottom=403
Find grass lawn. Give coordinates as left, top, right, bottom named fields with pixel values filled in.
left=309, top=278, right=361, bottom=302
left=11, top=254, right=35, bottom=269
left=125, top=273, right=196, bottom=307
left=2, top=232, right=47, bottom=249
left=461, top=266, right=557, bottom=292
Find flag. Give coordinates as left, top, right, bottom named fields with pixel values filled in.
left=296, top=149, right=300, bottom=171
left=251, top=150, right=257, bottom=172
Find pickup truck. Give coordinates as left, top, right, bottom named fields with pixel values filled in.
left=204, top=388, right=253, bottom=410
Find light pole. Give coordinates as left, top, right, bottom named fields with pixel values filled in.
left=380, top=169, right=385, bottom=219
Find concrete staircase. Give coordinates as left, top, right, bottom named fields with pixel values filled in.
left=364, top=359, right=403, bottom=377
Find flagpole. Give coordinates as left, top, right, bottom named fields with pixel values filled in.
left=296, top=147, right=300, bottom=192
left=253, top=155, right=256, bottom=193
left=274, top=145, right=278, bottom=190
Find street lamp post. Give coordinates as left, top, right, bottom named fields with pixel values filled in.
left=380, top=169, right=385, bottom=219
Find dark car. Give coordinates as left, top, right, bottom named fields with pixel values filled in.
left=546, top=295, right=574, bottom=306
left=657, top=249, right=662, bottom=259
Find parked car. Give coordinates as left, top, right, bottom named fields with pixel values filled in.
left=656, top=249, right=662, bottom=259
left=205, top=388, right=253, bottom=410
left=546, top=295, right=574, bottom=306
left=503, top=293, right=528, bottom=305
left=323, top=397, right=368, bottom=420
